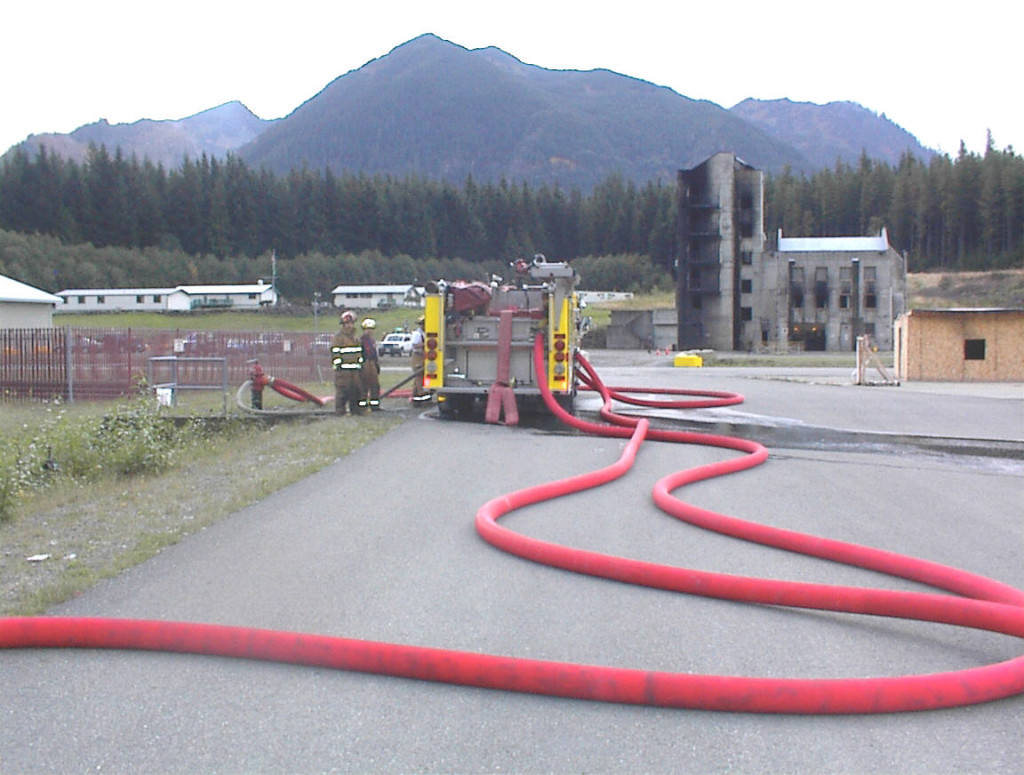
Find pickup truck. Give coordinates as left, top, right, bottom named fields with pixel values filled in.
left=377, top=332, right=414, bottom=356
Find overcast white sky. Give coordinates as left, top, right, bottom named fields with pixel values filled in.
left=2, top=0, right=1020, bottom=161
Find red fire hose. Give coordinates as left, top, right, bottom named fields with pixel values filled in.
left=1, top=336, right=1021, bottom=714
left=248, top=360, right=329, bottom=406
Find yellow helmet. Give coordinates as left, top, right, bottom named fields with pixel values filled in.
left=361, top=318, right=376, bottom=329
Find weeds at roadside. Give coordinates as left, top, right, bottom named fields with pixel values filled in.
left=1, top=397, right=401, bottom=615
left=0, top=394, right=235, bottom=524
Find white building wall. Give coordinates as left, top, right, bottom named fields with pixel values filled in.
left=58, top=290, right=171, bottom=312
left=56, top=284, right=278, bottom=313
left=331, top=285, right=422, bottom=309
left=0, top=301, right=54, bottom=327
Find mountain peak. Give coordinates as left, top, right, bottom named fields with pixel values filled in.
left=7, top=100, right=274, bottom=167
left=5, top=35, right=932, bottom=184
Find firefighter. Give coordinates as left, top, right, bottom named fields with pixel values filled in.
left=410, top=315, right=430, bottom=402
left=359, top=317, right=381, bottom=411
left=331, top=310, right=364, bottom=415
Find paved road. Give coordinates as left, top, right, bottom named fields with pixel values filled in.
left=2, top=359, right=1022, bottom=773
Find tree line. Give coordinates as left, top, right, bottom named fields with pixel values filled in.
left=767, top=137, right=1023, bottom=270
left=0, top=145, right=677, bottom=269
left=0, top=139, right=1020, bottom=298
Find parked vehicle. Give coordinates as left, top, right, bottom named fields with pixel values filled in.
left=378, top=332, right=414, bottom=356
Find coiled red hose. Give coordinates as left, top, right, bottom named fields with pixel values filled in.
left=1, top=336, right=1021, bottom=714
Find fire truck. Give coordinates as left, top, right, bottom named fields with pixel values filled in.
left=421, top=255, right=584, bottom=424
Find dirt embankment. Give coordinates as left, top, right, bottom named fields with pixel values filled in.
left=908, top=269, right=1024, bottom=309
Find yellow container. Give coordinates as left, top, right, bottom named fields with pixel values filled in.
left=673, top=353, right=703, bottom=368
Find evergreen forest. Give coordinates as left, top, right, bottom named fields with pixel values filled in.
left=0, top=139, right=1021, bottom=300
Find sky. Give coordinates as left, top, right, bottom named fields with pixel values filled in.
left=2, top=0, right=1021, bottom=160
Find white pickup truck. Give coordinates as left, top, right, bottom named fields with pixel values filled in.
left=377, top=332, right=414, bottom=356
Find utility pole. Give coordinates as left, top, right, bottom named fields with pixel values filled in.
left=271, top=250, right=278, bottom=306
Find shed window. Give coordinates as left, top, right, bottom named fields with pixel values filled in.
left=964, top=339, right=986, bottom=360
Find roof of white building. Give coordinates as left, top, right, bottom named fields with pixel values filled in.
left=778, top=228, right=891, bottom=253
left=0, top=274, right=62, bottom=304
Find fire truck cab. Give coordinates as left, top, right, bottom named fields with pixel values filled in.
left=421, top=255, right=583, bottom=424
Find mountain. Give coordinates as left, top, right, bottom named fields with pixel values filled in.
left=239, top=34, right=814, bottom=187
left=730, top=98, right=935, bottom=169
left=12, top=101, right=273, bottom=168
left=4, top=34, right=938, bottom=188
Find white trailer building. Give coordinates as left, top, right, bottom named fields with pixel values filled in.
left=56, top=282, right=278, bottom=312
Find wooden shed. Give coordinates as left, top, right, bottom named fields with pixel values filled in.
left=894, top=308, right=1024, bottom=382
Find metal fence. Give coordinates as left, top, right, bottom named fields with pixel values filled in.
left=0, top=327, right=334, bottom=403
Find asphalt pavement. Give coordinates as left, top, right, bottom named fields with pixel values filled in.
left=1, top=355, right=1021, bottom=774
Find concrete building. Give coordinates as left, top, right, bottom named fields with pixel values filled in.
left=894, top=308, right=1024, bottom=382
left=56, top=282, right=278, bottom=312
left=0, top=274, right=62, bottom=327
left=674, top=152, right=906, bottom=353
left=676, top=152, right=766, bottom=351
left=761, top=228, right=907, bottom=352
left=606, top=308, right=677, bottom=350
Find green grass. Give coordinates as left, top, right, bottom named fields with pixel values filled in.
left=54, top=308, right=425, bottom=334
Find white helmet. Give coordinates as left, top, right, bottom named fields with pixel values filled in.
left=361, top=318, right=376, bottom=329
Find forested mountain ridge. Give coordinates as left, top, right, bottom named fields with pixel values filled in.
left=11, top=102, right=272, bottom=170
left=2, top=34, right=1018, bottom=288
left=4, top=34, right=932, bottom=187
left=730, top=98, right=935, bottom=170
left=0, top=138, right=1020, bottom=298
left=239, top=33, right=809, bottom=186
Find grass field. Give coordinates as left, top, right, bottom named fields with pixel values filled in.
left=53, top=269, right=1022, bottom=338
left=54, top=307, right=427, bottom=335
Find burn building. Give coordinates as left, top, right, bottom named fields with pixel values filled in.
left=675, top=152, right=906, bottom=352
left=764, top=230, right=907, bottom=351
left=676, top=153, right=766, bottom=351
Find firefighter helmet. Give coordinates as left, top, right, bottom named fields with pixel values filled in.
left=340, top=310, right=356, bottom=323
left=361, top=318, right=376, bottom=329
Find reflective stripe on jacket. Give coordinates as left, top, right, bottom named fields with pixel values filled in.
left=331, top=344, right=364, bottom=370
